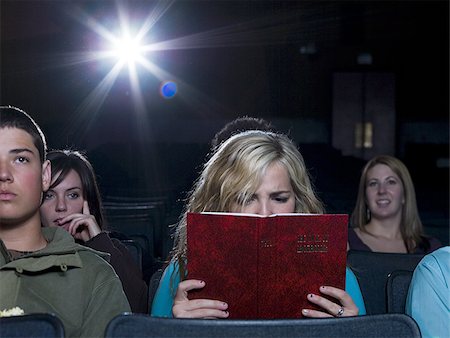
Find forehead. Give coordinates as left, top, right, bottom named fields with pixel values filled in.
left=367, top=163, right=399, bottom=179
left=257, top=162, right=292, bottom=190
left=52, top=169, right=82, bottom=187
left=0, top=127, right=37, bottom=152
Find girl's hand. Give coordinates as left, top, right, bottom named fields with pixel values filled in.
left=301, top=286, right=359, bottom=318
left=58, top=201, right=101, bottom=242
left=172, top=279, right=229, bottom=319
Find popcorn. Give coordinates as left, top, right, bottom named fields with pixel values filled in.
left=0, top=307, right=25, bottom=317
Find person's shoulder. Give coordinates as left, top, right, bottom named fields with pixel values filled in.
left=159, top=259, right=182, bottom=286
left=42, top=226, right=72, bottom=243
left=347, top=227, right=371, bottom=251
left=160, top=259, right=178, bottom=279
left=416, top=246, right=450, bottom=278
left=348, top=227, right=359, bottom=241
left=76, top=249, right=123, bottom=288
left=77, top=248, right=112, bottom=268
left=424, top=246, right=450, bottom=263
left=345, top=266, right=357, bottom=279
left=43, top=227, right=113, bottom=269
left=433, top=245, right=450, bottom=255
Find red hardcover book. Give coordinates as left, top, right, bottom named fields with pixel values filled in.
left=187, top=212, right=348, bottom=319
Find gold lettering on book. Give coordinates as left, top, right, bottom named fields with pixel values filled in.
left=296, top=234, right=329, bottom=253
left=260, top=240, right=273, bottom=248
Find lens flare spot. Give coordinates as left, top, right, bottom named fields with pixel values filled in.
left=160, top=81, right=177, bottom=99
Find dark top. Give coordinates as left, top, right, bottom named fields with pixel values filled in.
left=347, top=227, right=443, bottom=254
left=84, top=232, right=148, bottom=313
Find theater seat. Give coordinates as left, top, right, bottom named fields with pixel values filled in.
left=148, top=268, right=163, bottom=313
left=105, top=313, right=421, bottom=338
left=0, top=313, right=65, bottom=338
left=347, top=250, right=424, bottom=314
left=386, top=270, right=414, bottom=313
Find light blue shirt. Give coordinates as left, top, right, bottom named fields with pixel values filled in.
left=406, top=246, right=450, bottom=338
left=151, top=262, right=366, bottom=317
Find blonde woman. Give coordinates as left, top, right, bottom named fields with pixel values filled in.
left=152, top=130, right=365, bottom=318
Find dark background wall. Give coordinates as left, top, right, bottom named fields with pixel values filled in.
left=1, top=0, right=448, bottom=244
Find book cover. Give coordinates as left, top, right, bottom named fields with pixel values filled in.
left=187, top=212, right=348, bottom=319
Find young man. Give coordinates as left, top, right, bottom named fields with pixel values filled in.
left=0, top=106, right=130, bottom=337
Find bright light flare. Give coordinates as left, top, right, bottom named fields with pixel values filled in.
left=111, top=36, right=144, bottom=65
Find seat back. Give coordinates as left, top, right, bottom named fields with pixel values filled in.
left=148, top=269, right=164, bottom=312
left=0, top=313, right=65, bottom=338
left=386, top=270, right=414, bottom=313
left=120, top=239, right=144, bottom=271
left=105, top=313, right=421, bottom=338
left=103, top=201, right=170, bottom=260
left=104, top=203, right=159, bottom=238
left=347, top=250, right=424, bottom=314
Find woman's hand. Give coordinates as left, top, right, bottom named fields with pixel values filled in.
left=58, top=201, right=101, bottom=242
left=301, top=286, right=359, bottom=318
left=172, top=279, right=229, bottom=319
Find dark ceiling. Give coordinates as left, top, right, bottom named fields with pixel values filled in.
left=1, top=1, right=448, bottom=145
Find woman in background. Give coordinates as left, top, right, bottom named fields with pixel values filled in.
left=152, top=130, right=366, bottom=318
left=349, top=155, right=441, bottom=253
left=40, top=149, right=148, bottom=313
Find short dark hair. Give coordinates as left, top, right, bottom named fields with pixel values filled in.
left=0, top=106, right=47, bottom=163
left=47, top=150, right=105, bottom=229
left=211, top=116, right=274, bottom=151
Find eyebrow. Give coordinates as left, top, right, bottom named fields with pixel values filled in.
left=269, top=191, right=292, bottom=196
left=10, top=148, right=36, bottom=156
left=367, top=176, right=398, bottom=181
left=66, top=187, right=82, bottom=191
left=49, top=186, right=81, bottom=191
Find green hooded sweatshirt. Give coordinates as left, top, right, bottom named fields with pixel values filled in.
left=0, top=227, right=130, bottom=338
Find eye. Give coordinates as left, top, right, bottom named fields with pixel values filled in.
left=387, top=179, right=397, bottom=185
left=67, top=192, right=81, bottom=200
left=273, top=196, right=289, bottom=203
left=43, top=192, right=55, bottom=200
left=15, top=156, right=30, bottom=164
left=367, top=181, right=378, bottom=187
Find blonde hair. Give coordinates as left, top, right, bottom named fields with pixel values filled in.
left=172, top=130, right=324, bottom=278
left=350, top=155, right=425, bottom=252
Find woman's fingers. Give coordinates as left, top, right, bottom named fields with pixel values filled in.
left=319, top=285, right=358, bottom=316
left=82, top=201, right=91, bottom=215
left=60, top=213, right=101, bottom=240
left=58, top=213, right=79, bottom=225
left=66, top=218, right=90, bottom=241
left=302, top=308, right=333, bottom=318
left=175, top=279, right=206, bottom=298
left=174, top=299, right=229, bottom=319
left=319, top=286, right=354, bottom=308
left=173, top=279, right=229, bottom=319
left=302, top=286, right=359, bottom=318
left=67, top=218, right=87, bottom=235
left=176, top=298, right=228, bottom=311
